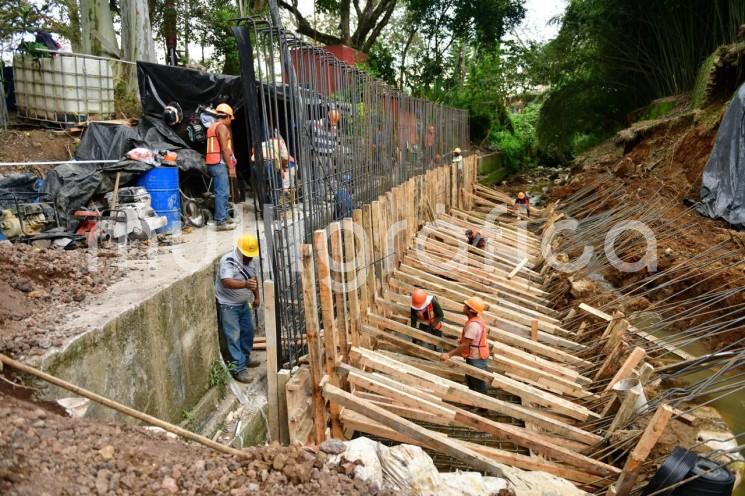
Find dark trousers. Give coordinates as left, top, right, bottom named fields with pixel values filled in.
left=415, top=324, right=442, bottom=352
left=465, top=358, right=489, bottom=394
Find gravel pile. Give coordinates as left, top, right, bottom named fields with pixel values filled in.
left=0, top=391, right=396, bottom=495
left=0, top=243, right=127, bottom=359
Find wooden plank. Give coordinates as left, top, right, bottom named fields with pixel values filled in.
left=362, top=204, right=376, bottom=305
left=286, top=367, right=313, bottom=445
left=300, top=245, right=327, bottom=444
left=579, top=303, right=695, bottom=361
left=605, top=347, right=646, bottom=392
left=361, top=324, right=594, bottom=421
left=370, top=201, right=383, bottom=299
left=339, top=410, right=601, bottom=486
left=329, top=222, right=349, bottom=361
left=530, top=319, right=538, bottom=342
left=277, top=369, right=291, bottom=445
left=351, top=347, right=602, bottom=446
left=323, top=383, right=509, bottom=477
left=263, top=280, right=280, bottom=443
left=313, top=230, right=344, bottom=439
left=607, top=389, right=640, bottom=435
left=508, top=258, right=530, bottom=279
left=612, top=405, right=674, bottom=496
left=343, top=217, right=361, bottom=348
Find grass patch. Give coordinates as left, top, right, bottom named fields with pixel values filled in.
left=641, top=100, right=676, bottom=121
left=692, top=52, right=717, bottom=109
left=209, top=360, right=235, bottom=397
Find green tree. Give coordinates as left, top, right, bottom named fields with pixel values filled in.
left=537, top=0, right=745, bottom=161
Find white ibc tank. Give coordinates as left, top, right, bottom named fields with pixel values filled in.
left=13, top=52, right=115, bottom=124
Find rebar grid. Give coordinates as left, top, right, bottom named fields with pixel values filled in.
left=232, top=18, right=469, bottom=369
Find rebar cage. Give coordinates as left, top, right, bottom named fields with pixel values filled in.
left=232, top=18, right=469, bottom=370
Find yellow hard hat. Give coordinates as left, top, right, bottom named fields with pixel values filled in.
left=464, top=296, right=486, bottom=314
left=216, top=103, right=234, bottom=119
left=453, top=147, right=462, bottom=154
left=236, top=234, right=259, bottom=257
left=517, top=192, right=526, bottom=200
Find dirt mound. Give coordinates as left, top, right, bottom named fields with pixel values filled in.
left=0, top=243, right=124, bottom=359
left=0, top=129, right=76, bottom=162
left=0, top=391, right=394, bottom=496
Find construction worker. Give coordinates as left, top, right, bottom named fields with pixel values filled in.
left=515, top=192, right=530, bottom=219
left=215, top=234, right=261, bottom=383
left=205, top=103, right=237, bottom=231
left=410, top=289, right=444, bottom=351
left=452, top=147, right=463, bottom=170
left=465, top=229, right=487, bottom=249
left=440, top=296, right=490, bottom=394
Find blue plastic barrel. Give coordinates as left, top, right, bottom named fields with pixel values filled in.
left=137, top=166, right=181, bottom=232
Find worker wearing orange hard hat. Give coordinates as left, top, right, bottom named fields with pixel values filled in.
left=440, top=296, right=490, bottom=394
left=205, top=103, right=237, bottom=231
left=411, top=288, right=444, bottom=351
left=515, top=191, right=530, bottom=219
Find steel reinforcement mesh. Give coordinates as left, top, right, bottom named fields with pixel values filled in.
left=232, top=18, right=469, bottom=370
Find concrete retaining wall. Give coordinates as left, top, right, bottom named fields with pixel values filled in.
left=39, top=262, right=220, bottom=424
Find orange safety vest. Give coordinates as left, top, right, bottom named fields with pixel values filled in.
left=205, top=122, right=232, bottom=165
left=416, top=302, right=442, bottom=331
left=460, top=316, right=489, bottom=359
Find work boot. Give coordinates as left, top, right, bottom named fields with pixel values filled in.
left=246, top=358, right=261, bottom=368
left=234, top=370, right=253, bottom=384
left=216, top=222, right=236, bottom=231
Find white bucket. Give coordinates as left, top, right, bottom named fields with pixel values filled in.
left=57, top=397, right=91, bottom=418
left=612, top=378, right=648, bottom=413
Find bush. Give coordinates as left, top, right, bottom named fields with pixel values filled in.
left=489, top=101, right=542, bottom=172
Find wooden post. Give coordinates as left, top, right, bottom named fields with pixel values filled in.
left=300, top=244, right=326, bottom=444
left=607, top=390, right=640, bottom=434
left=329, top=222, right=349, bottom=361
left=370, top=201, right=383, bottom=298
left=277, top=369, right=291, bottom=445
left=605, top=347, right=646, bottom=392
left=0, top=354, right=249, bottom=459
left=263, top=280, right=280, bottom=443
left=530, top=319, right=539, bottom=342
left=313, top=230, right=344, bottom=439
left=639, top=363, right=655, bottom=385
left=612, top=404, right=674, bottom=496
left=343, top=217, right=361, bottom=348
left=362, top=204, right=376, bottom=304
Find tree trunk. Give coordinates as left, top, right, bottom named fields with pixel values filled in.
left=120, top=0, right=156, bottom=109
left=79, top=0, right=119, bottom=57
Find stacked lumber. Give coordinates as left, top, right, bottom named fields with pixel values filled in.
left=283, top=156, right=681, bottom=493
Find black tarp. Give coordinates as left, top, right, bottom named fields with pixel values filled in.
left=697, top=83, right=745, bottom=230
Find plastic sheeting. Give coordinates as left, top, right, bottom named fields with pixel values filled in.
left=137, top=61, right=244, bottom=119
left=697, top=83, right=745, bottom=229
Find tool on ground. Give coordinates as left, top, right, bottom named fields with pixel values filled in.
left=99, top=187, right=167, bottom=242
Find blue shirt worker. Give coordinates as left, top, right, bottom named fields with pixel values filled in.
left=215, top=234, right=261, bottom=383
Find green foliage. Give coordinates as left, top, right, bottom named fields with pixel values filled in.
left=362, top=42, right=396, bottom=85
left=537, top=0, right=745, bottom=162
left=641, top=100, right=675, bottom=121
left=490, top=101, right=541, bottom=172
left=209, top=360, right=235, bottom=396
left=181, top=409, right=196, bottom=426
left=692, top=52, right=717, bottom=108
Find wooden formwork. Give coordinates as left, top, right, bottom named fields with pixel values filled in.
left=279, top=155, right=683, bottom=494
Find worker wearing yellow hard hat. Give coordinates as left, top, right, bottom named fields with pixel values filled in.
left=214, top=233, right=262, bottom=383
left=440, top=296, right=490, bottom=393
left=205, top=102, right=238, bottom=231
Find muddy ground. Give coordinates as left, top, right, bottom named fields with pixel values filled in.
left=0, top=388, right=396, bottom=496
left=0, top=129, right=78, bottom=174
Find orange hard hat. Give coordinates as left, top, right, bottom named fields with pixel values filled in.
left=216, top=103, right=234, bottom=119
left=464, top=296, right=486, bottom=314
left=411, top=289, right=429, bottom=310
left=517, top=192, right=526, bottom=200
